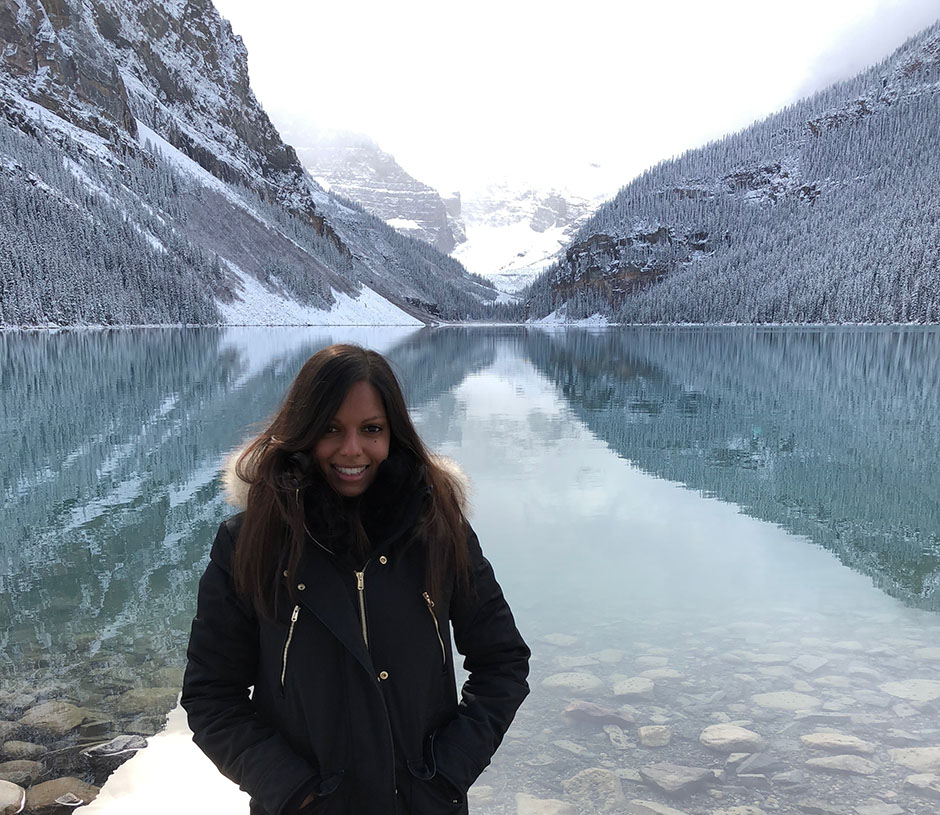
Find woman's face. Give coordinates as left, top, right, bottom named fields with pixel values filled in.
left=314, top=380, right=390, bottom=497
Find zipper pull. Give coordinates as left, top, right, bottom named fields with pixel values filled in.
left=290, top=606, right=300, bottom=623
left=356, top=572, right=365, bottom=591
left=423, top=591, right=435, bottom=609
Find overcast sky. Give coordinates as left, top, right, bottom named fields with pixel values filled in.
left=211, top=0, right=940, bottom=198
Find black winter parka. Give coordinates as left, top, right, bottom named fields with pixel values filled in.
left=181, top=505, right=529, bottom=815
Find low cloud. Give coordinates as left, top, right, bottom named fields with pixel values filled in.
left=797, top=0, right=940, bottom=97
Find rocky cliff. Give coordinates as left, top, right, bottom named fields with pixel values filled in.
left=288, top=130, right=465, bottom=254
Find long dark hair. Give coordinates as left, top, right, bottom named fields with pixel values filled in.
left=232, top=344, right=469, bottom=620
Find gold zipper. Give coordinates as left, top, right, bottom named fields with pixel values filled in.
left=355, top=571, right=369, bottom=649
left=423, top=592, right=446, bottom=666
left=281, top=605, right=300, bottom=688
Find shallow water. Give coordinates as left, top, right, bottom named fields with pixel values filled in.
left=3, top=325, right=940, bottom=814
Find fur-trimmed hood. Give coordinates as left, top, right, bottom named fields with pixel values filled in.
left=220, top=446, right=472, bottom=515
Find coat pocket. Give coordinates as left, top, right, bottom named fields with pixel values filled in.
left=404, top=731, right=466, bottom=813
left=404, top=762, right=465, bottom=813
left=249, top=771, right=344, bottom=815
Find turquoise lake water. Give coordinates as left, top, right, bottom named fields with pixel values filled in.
left=3, top=325, right=940, bottom=814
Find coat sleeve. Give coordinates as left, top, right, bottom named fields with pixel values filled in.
left=181, top=520, right=318, bottom=815
left=432, top=525, right=530, bottom=793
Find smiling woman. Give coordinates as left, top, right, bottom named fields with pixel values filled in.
left=181, top=343, right=530, bottom=815
left=314, top=380, right=390, bottom=497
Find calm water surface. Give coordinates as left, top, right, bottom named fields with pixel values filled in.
left=3, top=326, right=940, bottom=814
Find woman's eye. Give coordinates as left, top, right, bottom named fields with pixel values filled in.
left=323, top=425, right=338, bottom=434
left=364, top=424, right=385, bottom=433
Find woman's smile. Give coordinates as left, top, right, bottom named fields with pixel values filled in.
left=315, top=380, right=390, bottom=497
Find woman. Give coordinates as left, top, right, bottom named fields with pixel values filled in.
left=182, top=344, right=530, bottom=815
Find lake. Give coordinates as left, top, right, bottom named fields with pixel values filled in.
left=3, top=325, right=940, bottom=814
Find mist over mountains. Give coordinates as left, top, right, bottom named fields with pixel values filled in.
left=0, top=0, right=495, bottom=327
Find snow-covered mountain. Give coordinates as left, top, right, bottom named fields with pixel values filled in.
left=0, top=0, right=495, bottom=326
left=454, top=181, right=603, bottom=294
left=277, top=123, right=606, bottom=296
left=524, top=19, right=940, bottom=324
left=283, top=129, right=466, bottom=255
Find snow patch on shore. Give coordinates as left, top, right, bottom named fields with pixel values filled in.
left=534, top=307, right=611, bottom=327
left=218, top=261, right=423, bottom=326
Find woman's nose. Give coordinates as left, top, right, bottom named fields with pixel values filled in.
left=339, top=431, right=362, bottom=456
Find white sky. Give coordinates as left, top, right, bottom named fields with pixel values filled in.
left=211, top=0, right=940, bottom=198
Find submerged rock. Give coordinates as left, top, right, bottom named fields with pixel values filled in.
left=636, top=657, right=669, bottom=668
left=879, top=680, right=940, bottom=702
left=0, top=760, right=44, bottom=786
left=542, top=673, right=603, bottom=694
left=0, top=741, right=44, bottom=761
left=562, top=768, right=625, bottom=812
left=515, top=792, right=577, bottom=815
left=804, top=755, right=878, bottom=775
left=613, top=678, right=655, bottom=700
left=563, top=701, right=634, bottom=727
left=24, top=777, right=99, bottom=811
left=0, top=780, right=26, bottom=815
left=790, top=655, right=829, bottom=674
left=641, top=669, right=683, bottom=680
left=736, top=753, right=788, bottom=776
left=468, top=786, right=494, bottom=806
left=904, top=772, right=940, bottom=799
left=883, top=729, right=922, bottom=746
left=639, top=763, right=714, bottom=796
left=752, top=692, right=821, bottom=711
left=854, top=802, right=903, bottom=815
left=888, top=746, right=940, bottom=773
left=699, top=724, right=766, bottom=753
left=17, top=702, right=86, bottom=737
left=800, top=732, right=875, bottom=755
left=593, top=649, right=625, bottom=664
left=78, top=718, right=112, bottom=740
left=552, top=739, right=592, bottom=757
left=625, top=800, right=690, bottom=815
left=795, top=799, right=842, bottom=814
left=638, top=726, right=672, bottom=748
left=603, top=724, right=632, bottom=749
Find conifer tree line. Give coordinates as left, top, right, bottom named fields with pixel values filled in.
left=0, top=119, right=223, bottom=326
left=523, top=22, right=940, bottom=324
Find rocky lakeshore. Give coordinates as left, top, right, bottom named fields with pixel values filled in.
left=0, top=652, right=183, bottom=815
left=472, top=608, right=940, bottom=815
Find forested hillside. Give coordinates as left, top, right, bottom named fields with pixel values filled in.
left=524, top=21, right=940, bottom=324
left=0, top=0, right=494, bottom=326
